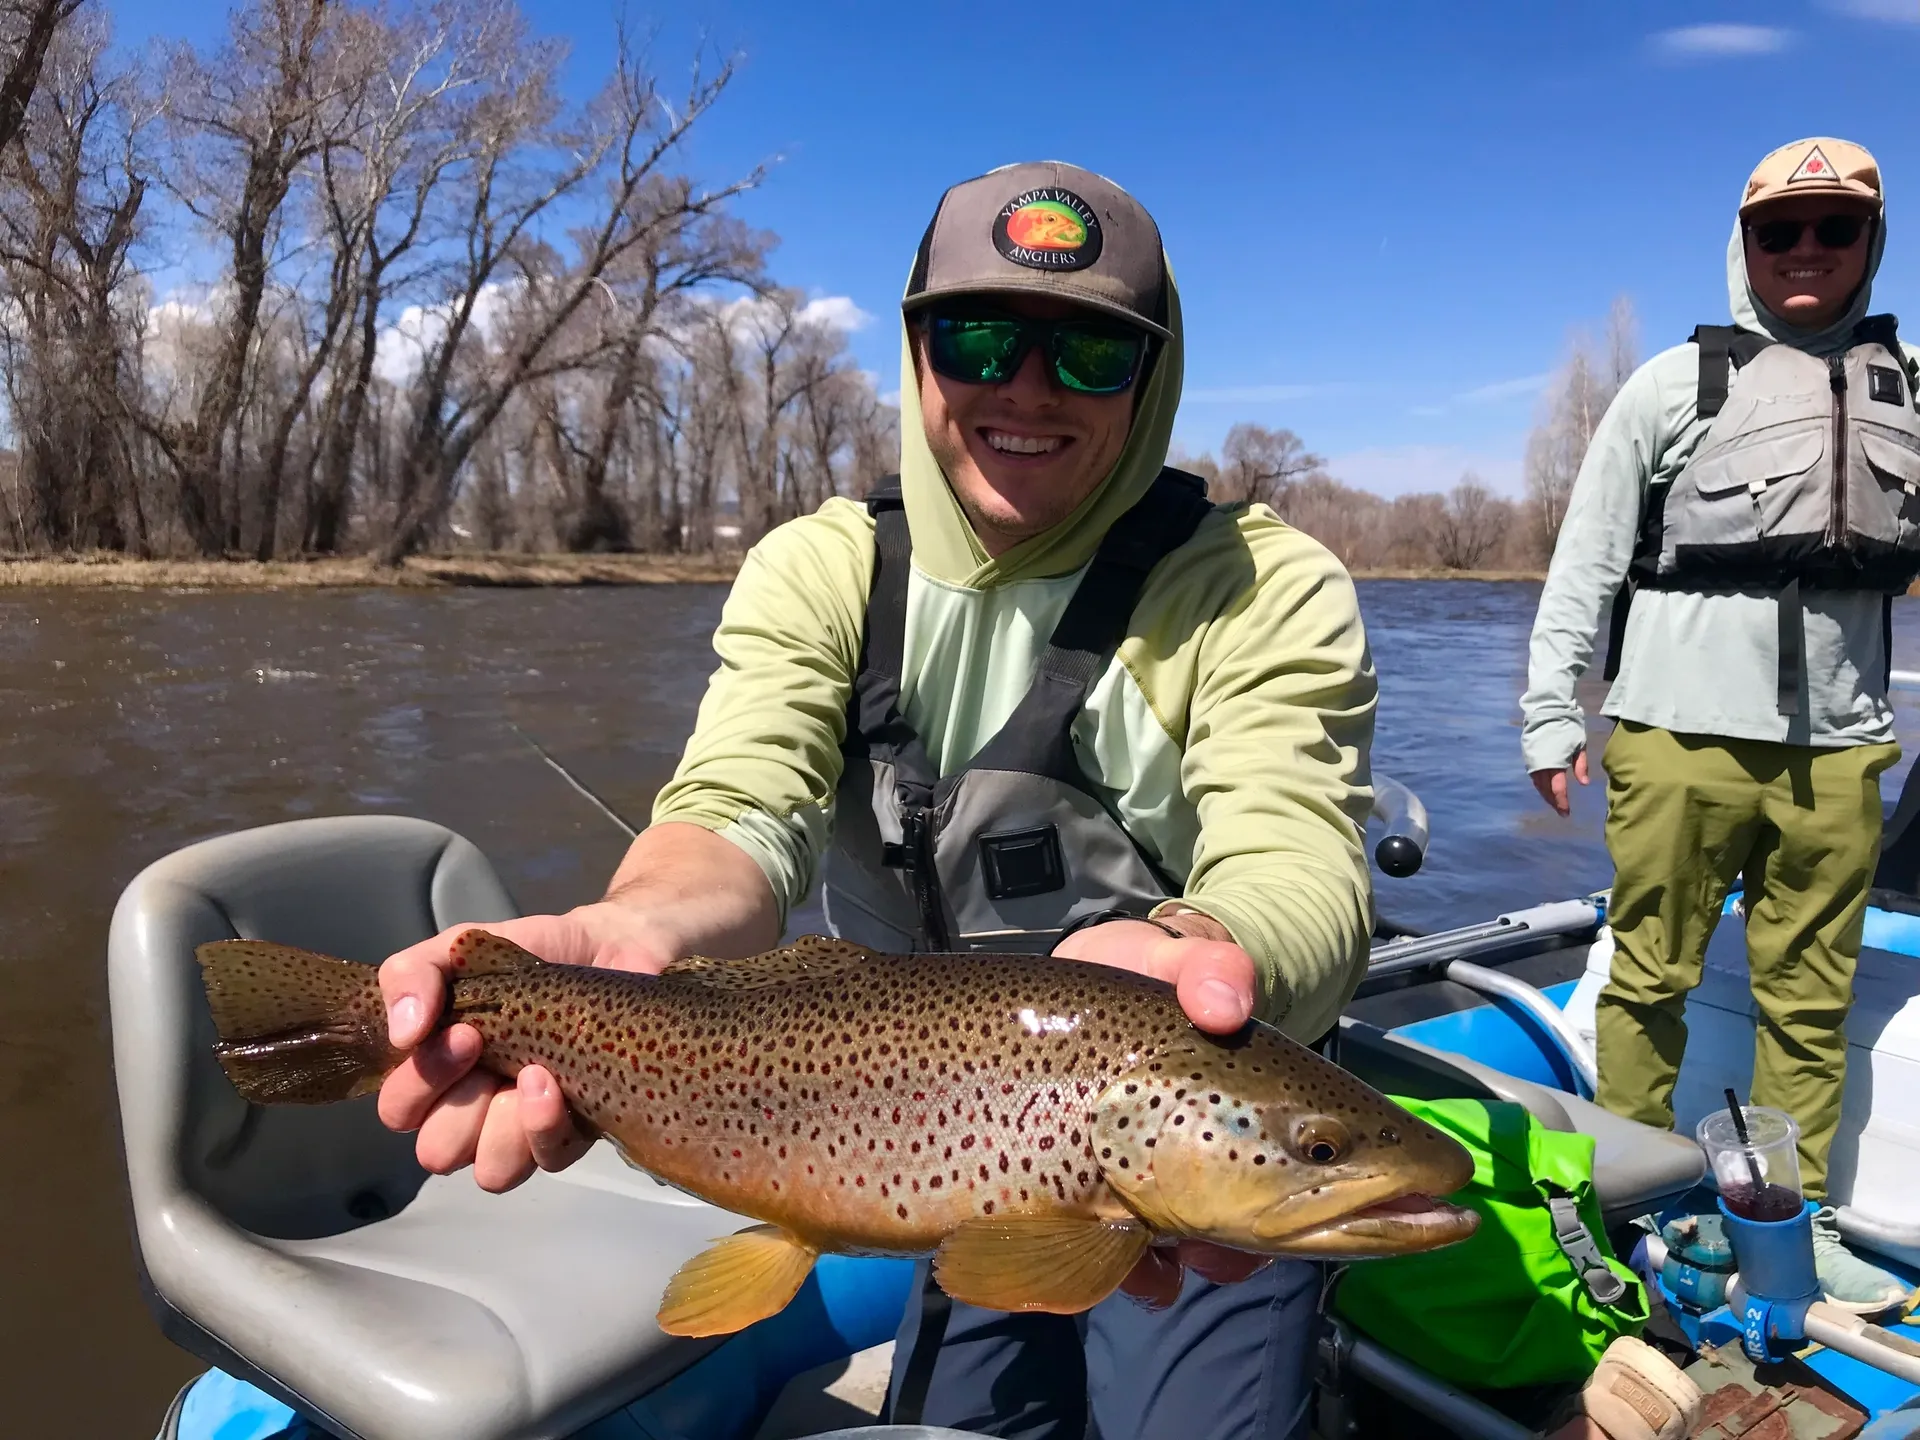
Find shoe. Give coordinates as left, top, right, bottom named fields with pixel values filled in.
left=1812, top=1207, right=1913, bottom=1316
left=1577, top=1336, right=1702, bottom=1440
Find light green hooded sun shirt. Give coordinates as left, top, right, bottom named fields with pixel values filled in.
left=651, top=268, right=1379, bottom=1041
left=1520, top=195, right=1914, bottom=773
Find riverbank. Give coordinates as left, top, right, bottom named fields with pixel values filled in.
left=2, top=552, right=1546, bottom=588
left=0, top=552, right=744, bottom=588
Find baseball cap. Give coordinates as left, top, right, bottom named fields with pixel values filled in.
left=902, top=161, right=1172, bottom=340
left=1740, top=137, right=1883, bottom=217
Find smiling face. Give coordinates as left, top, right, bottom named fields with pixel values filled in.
left=1743, top=196, right=1877, bottom=331
left=914, top=295, right=1141, bottom=557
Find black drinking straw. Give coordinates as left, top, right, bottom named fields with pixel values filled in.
left=1724, top=1087, right=1767, bottom=1192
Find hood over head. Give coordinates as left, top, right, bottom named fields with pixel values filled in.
left=896, top=161, right=1184, bottom=588
left=1728, top=136, right=1888, bottom=357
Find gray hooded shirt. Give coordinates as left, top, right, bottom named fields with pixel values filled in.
left=1520, top=210, right=1912, bottom=772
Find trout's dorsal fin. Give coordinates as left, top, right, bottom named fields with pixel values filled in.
left=446, top=929, right=546, bottom=975
left=933, top=1215, right=1150, bottom=1314
left=659, top=935, right=882, bottom=991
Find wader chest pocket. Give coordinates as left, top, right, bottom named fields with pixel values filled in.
left=979, top=825, right=1066, bottom=900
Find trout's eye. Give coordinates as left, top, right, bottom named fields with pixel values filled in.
left=1294, top=1116, right=1351, bottom=1166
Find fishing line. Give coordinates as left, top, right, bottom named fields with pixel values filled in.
left=505, top=718, right=640, bottom=838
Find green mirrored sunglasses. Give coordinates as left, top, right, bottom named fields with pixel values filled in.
left=923, top=309, right=1150, bottom=395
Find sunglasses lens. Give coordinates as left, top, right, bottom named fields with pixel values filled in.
left=928, top=317, right=1025, bottom=383
left=1754, top=220, right=1802, bottom=254
left=1815, top=214, right=1866, bottom=249
left=1052, top=326, right=1146, bottom=394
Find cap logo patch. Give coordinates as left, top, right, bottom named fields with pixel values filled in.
left=1788, top=145, right=1836, bottom=185
left=993, top=188, right=1103, bottom=271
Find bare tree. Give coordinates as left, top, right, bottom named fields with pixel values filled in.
left=374, top=36, right=762, bottom=563
left=143, top=0, right=341, bottom=556
left=0, top=0, right=85, bottom=155
left=1432, top=473, right=1512, bottom=570
left=0, top=5, right=149, bottom=552
left=1214, top=422, right=1326, bottom=511
left=1524, top=295, right=1638, bottom=562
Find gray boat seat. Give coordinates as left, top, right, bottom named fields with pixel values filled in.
left=1335, top=1020, right=1707, bottom=1225
left=110, top=816, right=750, bottom=1440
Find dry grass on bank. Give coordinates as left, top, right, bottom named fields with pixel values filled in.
left=4, top=551, right=1555, bottom=590
left=0, top=551, right=745, bottom=588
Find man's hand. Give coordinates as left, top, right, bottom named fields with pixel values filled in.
left=1530, top=748, right=1590, bottom=818
left=1051, top=915, right=1256, bottom=1033
left=376, top=905, right=674, bottom=1193
left=1054, top=912, right=1266, bottom=1297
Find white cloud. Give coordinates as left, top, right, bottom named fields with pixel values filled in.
left=797, top=295, right=872, bottom=334
left=1326, top=441, right=1526, bottom=499
left=1823, top=0, right=1919, bottom=22
left=1183, top=382, right=1326, bottom=404
left=374, top=283, right=517, bottom=386
left=1649, top=23, right=1793, bottom=60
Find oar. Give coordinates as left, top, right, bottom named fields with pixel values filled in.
left=1724, top=1086, right=1767, bottom=1193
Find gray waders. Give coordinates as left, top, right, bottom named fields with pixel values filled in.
left=821, top=468, right=1211, bottom=954
left=828, top=472, right=1321, bottom=1438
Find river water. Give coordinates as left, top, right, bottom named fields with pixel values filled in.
left=5, top=579, right=1920, bottom=1433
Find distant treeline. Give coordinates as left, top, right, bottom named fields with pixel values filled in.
left=1176, top=297, right=1639, bottom=574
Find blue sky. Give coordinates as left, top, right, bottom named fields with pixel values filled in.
left=109, top=0, right=1920, bottom=497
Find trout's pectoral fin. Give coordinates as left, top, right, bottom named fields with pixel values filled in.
left=933, top=1216, right=1149, bottom=1315
left=656, top=1225, right=818, bottom=1338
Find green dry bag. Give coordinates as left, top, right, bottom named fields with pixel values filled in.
left=1332, top=1097, right=1648, bottom=1388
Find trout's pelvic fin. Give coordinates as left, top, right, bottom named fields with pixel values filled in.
left=933, top=1215, right=1150, bottom=1315
left=195, top=940, right=398, bottom=1105
left=658, top=935, right=882, bottom=992
left=656, top=1225, right=819, bottom=1337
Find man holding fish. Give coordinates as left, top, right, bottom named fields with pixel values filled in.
left=370, top=162, right=1389, bottom=1438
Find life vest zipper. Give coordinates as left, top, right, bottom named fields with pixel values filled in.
left=899, top=806, right=951, bottom=951
left=1831, top=355, right=1851, bottom=556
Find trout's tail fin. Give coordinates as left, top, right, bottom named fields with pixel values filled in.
left=195, top=940, right=399, bottom=1104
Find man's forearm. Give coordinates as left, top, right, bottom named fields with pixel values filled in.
left=600, top=821, right=783, bottom=961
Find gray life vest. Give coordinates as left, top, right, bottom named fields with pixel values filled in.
left=820, top=470, right=1214, bottom=953
left=1606, top=315, right=1920, bottom=712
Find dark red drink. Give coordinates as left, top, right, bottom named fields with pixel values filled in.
left=1721, top=1181, right=1803, bottom=1222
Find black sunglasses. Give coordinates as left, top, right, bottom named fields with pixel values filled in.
left=921, top=308, right=1151, bottom=395
left=1749, top=213, right=1871, bottom=255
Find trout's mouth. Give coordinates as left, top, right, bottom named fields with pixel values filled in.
left=1264, top=1191, right=1480, bottom=1258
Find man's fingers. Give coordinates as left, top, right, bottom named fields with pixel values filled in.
left=379, top=936, right=456, bottom=1049
left=377, top=1022, right=483, bottom=1133
left=1170, top=944, right=1256, bottom=1034
left=518, top=1065, right=591, bottom=1172
left=1573, top=749, right=1591, bottom=786
left=413, top=1068, right=501, bottom=1175
left=474, top=1087, right=537, bottom=1193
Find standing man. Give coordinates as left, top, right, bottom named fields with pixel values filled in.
left=1522, top=137, right=1916, bottom=1313
left=378, top=161, right=1378, bottom=1437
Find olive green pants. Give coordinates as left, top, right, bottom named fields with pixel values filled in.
left=1596, top=721, right=1898, bottom=1201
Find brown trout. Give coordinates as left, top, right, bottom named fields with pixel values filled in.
left=197, top=930, right=1478, bottom=1337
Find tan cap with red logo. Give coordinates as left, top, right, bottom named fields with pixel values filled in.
left=1740, top=137, right=1883, bottom=217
